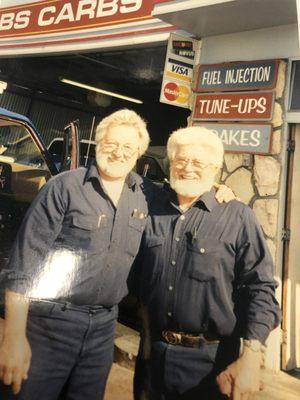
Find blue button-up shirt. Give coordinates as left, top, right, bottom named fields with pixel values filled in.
left=137, top=186, right=281, bottom=343
left=5, top=161, right=153, bottom=307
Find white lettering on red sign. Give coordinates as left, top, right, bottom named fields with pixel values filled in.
left=197, top=97, right=267, bottom=115
left=0, top=0, right=142, bottom=30
left=0, top=10, right=31, bottom=30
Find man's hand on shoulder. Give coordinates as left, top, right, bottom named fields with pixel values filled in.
left=216, top=340, right=262, bottom=400
left=214, top=183, right=240, bottom=203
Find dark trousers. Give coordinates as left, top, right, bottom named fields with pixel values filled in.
left=0, top=301, right=117, bottom=400
left=134, top=338, right=240, bottom=400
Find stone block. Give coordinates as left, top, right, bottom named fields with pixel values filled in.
left=253, top=199, right=278, bottom=238
left=275, top=60, right=287, bottom=99
left=225, top=168, right=254, bottom=204
left=271, top=130, right=281, bottom=155
left=224, top=154, right=245, bottom=172
left=266, top=239, right=277, bottom=264
left=272, top=102, right=283, bottom=128
left=254, top=156, right=280, bottom=196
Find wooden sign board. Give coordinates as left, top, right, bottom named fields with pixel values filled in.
left=192, top=91, right=274, bottom=121
left=191, top=122, right=273, bottom=154
left=193, top=59, right=279, bottom=92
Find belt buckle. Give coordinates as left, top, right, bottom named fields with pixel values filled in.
left=162, top=330, right=181, bottom=345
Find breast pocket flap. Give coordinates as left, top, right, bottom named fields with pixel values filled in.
left=187, top=238, right=221, bottom=281
left=146, top=236, right=165, bottom=248
left=71, top=216, right=98, bottom=231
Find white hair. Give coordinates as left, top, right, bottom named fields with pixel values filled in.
left=95, top=109, right=150, bottom=156
left=167, top=126, right=224, bottom=167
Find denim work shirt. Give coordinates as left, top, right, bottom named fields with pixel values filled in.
left=5, top=161, right=153, bottom=306
left=138, top=187, right=281, bottom=343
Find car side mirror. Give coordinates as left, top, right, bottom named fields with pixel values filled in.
left=60, top=120, right=80, bottom=171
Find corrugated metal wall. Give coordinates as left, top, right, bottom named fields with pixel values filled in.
left=0, top=92, right=30, bottom=115
left=0, top=92, right=96, bottom=146
left=29, top=101, right=95, bottom=145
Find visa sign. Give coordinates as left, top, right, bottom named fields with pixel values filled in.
left=166, top=58, right=193, bottom=83
left=171, top=65, right=189, bottom=76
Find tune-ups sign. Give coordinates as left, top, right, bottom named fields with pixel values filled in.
left=192, top=91, right=274, bottom=121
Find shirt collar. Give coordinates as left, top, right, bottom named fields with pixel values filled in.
left=84, top=160, right=141, bottom=191
left=166, top=184, right=218, bottom=212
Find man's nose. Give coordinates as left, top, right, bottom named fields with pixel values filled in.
left=113, top=145, right=123, bottom=157
left=182, top=160, right=193, bottom=171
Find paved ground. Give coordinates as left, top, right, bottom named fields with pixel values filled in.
left=104, top=364, right=133, bottom=400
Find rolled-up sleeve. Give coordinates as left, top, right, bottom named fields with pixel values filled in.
left=4, top=176, right=66, bottom=296
left=235, top=206, right=281, bottom=343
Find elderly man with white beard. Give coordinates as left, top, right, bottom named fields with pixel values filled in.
left=133, top=126, right=281, bottom=400
left=0, top=109, right=154, bottom=400
left=0, top=111, right=235, bottom=400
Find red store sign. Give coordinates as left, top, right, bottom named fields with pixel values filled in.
left=0, top=0, right=154, bottom=37
left=192, top=91, right=275, bottom=121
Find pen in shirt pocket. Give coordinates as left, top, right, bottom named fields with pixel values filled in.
left=192, top=227, right=198, bottom=242
left=98, top=214, right=106, bottom=228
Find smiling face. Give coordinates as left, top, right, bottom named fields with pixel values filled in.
left=96, top=124, right=140, bottom=180
left=170, top=144, right=219, bottom=198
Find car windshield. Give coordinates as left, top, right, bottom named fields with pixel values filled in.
left=0, top=120, right=45, bottom=167
left=48, top=138, right=96, bottom=169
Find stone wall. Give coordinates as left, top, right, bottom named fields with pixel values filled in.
left=219, top=60, right=287, bottom=265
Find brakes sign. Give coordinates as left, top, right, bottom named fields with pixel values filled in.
left=161, top=81, right=191, bottom=108
left=0, top=0, right=147, bottom=36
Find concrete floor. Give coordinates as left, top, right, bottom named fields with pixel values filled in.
left=104, top=363, right=300, bottom=400
left=104, top=364, right=133, bottom=400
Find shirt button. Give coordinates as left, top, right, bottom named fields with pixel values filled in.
left=175, top=237, right=180, bottom=242
left=168, top=285, right=173, bottom=291
left=180, top=215, right=185, bottom=221
left=171, top=260, right=176, bottom=266
left=200, top=248, right=206, bottom=254
left=167, top=312, right=172, bottom=317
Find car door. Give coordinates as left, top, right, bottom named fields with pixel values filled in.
left=0, top=114, right=79, bottom=267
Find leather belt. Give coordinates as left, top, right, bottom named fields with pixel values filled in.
left=162, top=330, right=220, bottom=348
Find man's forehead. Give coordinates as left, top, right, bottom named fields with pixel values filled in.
left=105, top=124, right=139, bottom=142
left=175, top=143, right=211, bottom=158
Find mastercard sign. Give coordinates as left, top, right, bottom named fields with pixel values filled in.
left=161, top=80, right=191, bottom=108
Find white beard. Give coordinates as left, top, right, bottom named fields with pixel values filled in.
left=170, top=176, right=214, bottom=198
left=96, top=153, right=136, bottom=178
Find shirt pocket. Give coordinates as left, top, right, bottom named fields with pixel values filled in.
left=126, top=216, right=147, bottom=258
left=186, top=238, right=222, bottom=282
left=60, top=216, right=103, bottom=252
left=72, top=216, right=100, bottom=231
left=143, top=236, right=165, bottom=275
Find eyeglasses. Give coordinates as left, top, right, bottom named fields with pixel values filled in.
left=101, top=141, right=138, bottom=157
left=173, top=158, right=216, bottom=170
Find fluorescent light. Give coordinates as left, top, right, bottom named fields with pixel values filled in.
left=60, top=78, right=143, bottom=104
